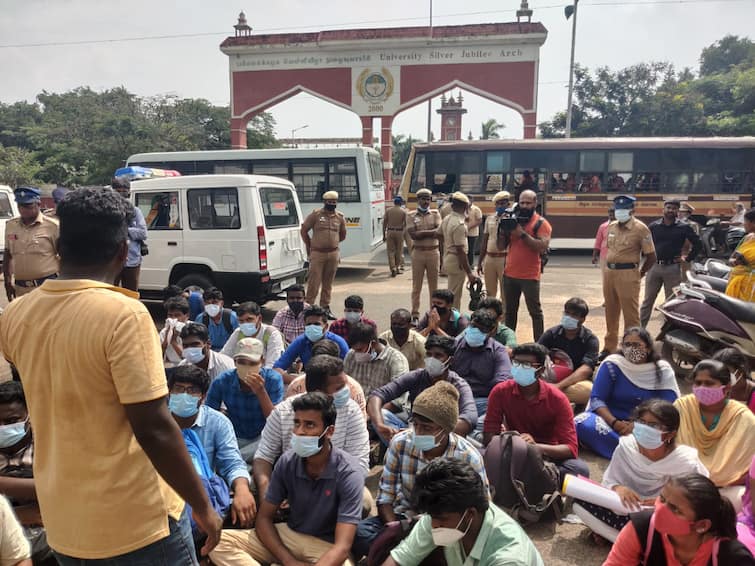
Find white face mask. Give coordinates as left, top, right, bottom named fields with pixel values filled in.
left=205, top=304, right=221, bottom=318
left=424, top=357, right=448, bottom=378
left=615, top=209, right=632, bottom=223
left=431, top=509, right=472, bottom=547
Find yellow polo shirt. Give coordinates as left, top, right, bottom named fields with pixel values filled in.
left=0, top=279, right=183, bottom=559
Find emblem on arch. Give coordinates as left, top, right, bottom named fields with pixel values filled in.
left=356, top=67, right=395, bottom=103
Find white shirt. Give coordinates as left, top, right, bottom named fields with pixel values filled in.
left=219, top=324, right=284, bottom=369
left=178, top=349, right=235, bottom=381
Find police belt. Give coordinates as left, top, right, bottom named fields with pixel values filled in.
left=413, top=245, right=439, bottom=251
left=656, top=259, right=679, bottom=266
left=385, top=227, right=405, bottom=231
left=15, top=273, right=58, bottom=287
left=606, top=263, right=639, bottom=270
left=311, top=247, right=338, bottom=253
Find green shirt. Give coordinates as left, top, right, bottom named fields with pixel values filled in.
left=495, top=323, right=517, bottom=349
left=390, top=504, right=544, bottom=566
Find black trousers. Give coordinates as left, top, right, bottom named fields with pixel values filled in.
left=503, top=275, right=544, bottom=340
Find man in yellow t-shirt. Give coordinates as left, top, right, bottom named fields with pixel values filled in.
left=0, top=188, right=222, bottom=564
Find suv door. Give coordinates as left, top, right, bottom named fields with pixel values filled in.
left=134, top=190, right=183, bottom=290
left=259, top=185, right=304, bottom=282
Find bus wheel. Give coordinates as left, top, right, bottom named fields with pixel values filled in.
left=175, top=273, right=213, bottom=293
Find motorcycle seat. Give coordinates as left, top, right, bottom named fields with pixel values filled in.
left=694, top=274, right=728, bottom=293
left=696, top=287, right=755, bottom=324
left=706, top=261, right=731, bottom=279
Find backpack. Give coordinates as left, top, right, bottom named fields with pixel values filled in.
left=199, top=308, right=234, bottom=335
left=182, top=428, right=231, bottom=538
left=483, top=431, right=562, bottom=524
left=367, top=518, right=447, bottom=566
left=630, top=509, right=755, bottom=566
left=532, top=217, right=551, bottom=273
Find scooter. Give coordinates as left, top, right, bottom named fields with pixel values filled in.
left=655, top=273, right=755, bottom=378
left=699, top=216, right=746, bottom=260
left=687, top=258, right=731, bottom=293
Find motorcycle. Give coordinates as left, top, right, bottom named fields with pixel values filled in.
left=687, top=258, right=731, bottom=293
left=699, top=216, right=745, bottom=260
left=655, top=269, right=755, bottom=379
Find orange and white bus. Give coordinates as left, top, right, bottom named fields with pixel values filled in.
left=398, top=137, right=755, bottom=248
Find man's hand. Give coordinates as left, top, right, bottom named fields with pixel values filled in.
left=428, top=309, right=441, bottom=330
left=591, top=256, right=598, bottom=265
left=193, top=506, right=223, bottom=557
left=467, top=273, right=479, bottom=285
left=511, top=224, right=524, bottom=237
left=282, top=559, right=311, bottom=566
left=519, top=433, right=536, bottom=445
left=231, top=485, right=257, bottom=528
left=376, top=423, right=399, bottom=442
left=240, top=372, right=266, bottom=395
left=4, top=280, right=15, bottom=302
left=477, top=263, right=484, bottom=276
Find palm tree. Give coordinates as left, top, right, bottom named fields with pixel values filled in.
left=481, top=119, right=505, bottom=140
left=392, top=134, right=419, bottom=175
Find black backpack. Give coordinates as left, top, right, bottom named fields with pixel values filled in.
left=483, top=431, right=562, bottom=524
left=199, top=308, right=234, bottom=335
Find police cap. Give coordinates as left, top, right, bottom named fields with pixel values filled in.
left=14, top=187, right=41, bottom=204
left=613, top=194, right=636, bottom=209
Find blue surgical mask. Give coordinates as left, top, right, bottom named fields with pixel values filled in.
left=182, top=347, right=205, bottom=364
left=511, top=363, right=538, bottom=387
left=632, top=422, right=665, bottom=450
left=465, top=327, right=487, bottom=348
left=0, top=420, right=28, bottom=449
left=411, top=430, right=441, bottom=452
left=496, top=206, right=507, bottom=215
left=290, top=430, right=326, bottom=458
left=615, top=209, right=632, bottom=223
left=305, top=324, right=324, bottom=342
left=418, top=205, right=429, bottom=213
left=168, top=393, right=200, bottom=418
left=561, top=315, right=579, bottom=330
left=239, top=322, right=257, bottom=336
left=332, top=385, right=351, bottom=408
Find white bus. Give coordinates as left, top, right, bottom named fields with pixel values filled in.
left=127, top=147, right=386, bottom=258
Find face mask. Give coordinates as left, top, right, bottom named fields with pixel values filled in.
left=290, top=430, right=326, bottom=458
left=632, top=422, right=664, bottom=450
left=289, top=301, right=304, bottom=315
left=465, top=327, right=487, bottom=348
left=332, top=385, right=351, bottom=408
left=305, top=324, right=324, bottom=342
left=417, top=205, right=429, bottom=213
left=236, top=362, right=261, bottom=378
left=561, top=315, right=579, bottom=330
left=615, top=209, right=632, bottom=223
left=205, top=304, right=221, bottom=318
left=169, top=393, right=200, bottom=418
left=434, top=306, right=448, bottom=316
left=693, top=385, right=727, bottom=406
left=431, top=510, right=472, bottom=547
left=353, top=346, right=377, bottom=364
left=324, top=203, right=337, bottom=211
left=344, top=311, right=361, bottom=324
left=511, top=363, right=538, bottom=387
left=496, top=206, right=507, bottom=215
left=622, top=345, right=647, bottom=364
left=391, top=326, right=410, bottom=342
left=653, top=499, right=694, bottom=536
left=0, top=420, right=28, bottom=449
left=239, top=322, right=257, bottom=336
left=411, top=430, right=441, bottom=452
left=425, top=357, right=448, bottom=378
left=182, top=347, right=205, bottom=364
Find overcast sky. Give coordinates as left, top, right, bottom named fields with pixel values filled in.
left=1, top=0, right=753, bottom=143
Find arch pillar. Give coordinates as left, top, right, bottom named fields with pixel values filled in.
left=360, top=116, right=374, bottom=146
left=231, top=118, right=248, bottom=149
left=380, top=116, right=394, bottom=199
left=522, top=112, right=537, bottom=140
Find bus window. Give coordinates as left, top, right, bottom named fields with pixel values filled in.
left=607, top=173, right=631, bottom=192
left=579, top=174, right=603, bottom=193
left=663, top=172, right=691, bottom=193
left=328, top=159, right=359, bottom=202
left=635, top=172, right=661, bottom=192
left=410, top=153, right=427, bottom=193
left=691, top=172, right=721, bottom=193
left=292, top=161, right=326, bottom=203
left=459, top=152, right=483, bottom=194
left=579, top=152, right=605, bottom=193
left=214, top=161, right=249, bottom=174
left=513, top=169, right=544, bottom=193
left=368, top=153, right=384, bottom=186
left=188, top=188, right=240, bottom=229
left=550, top=173, right=577, bottom=193
left=136, top=192, right=181, bottom=230
left=430, top=152, right=457, bottom=194
left=252, top=161, right=289, bottom=178
left=485, top=151, right=510, bottom=192
left=607, top=153, right=633, bottom=193
left=721, top=172, right=753, bottom=194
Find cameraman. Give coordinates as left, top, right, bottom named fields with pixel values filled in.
left=502, top=190, right=551, bottom=341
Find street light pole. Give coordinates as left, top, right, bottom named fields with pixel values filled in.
left=291, top=124, right=309, bottom=148
left=426, top=0, right=433, bottom=142
left=565, top=0, right=579, bottom=138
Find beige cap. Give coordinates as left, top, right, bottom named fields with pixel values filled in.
left=680, top=202, right=695, bottom=213
left=450, top=191, right=470, bottom=205
left=416, top=188, right=432, bottom=197
left=234, top=337, right=264, bottom=362
left=322, top=191, right=339, bottom=201
left=493, top=190, right=511, bottom=203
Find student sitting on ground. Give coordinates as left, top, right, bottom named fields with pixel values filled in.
left=178, top=322, right=235, bottom=381
left=271, top=284, right=310, bottom=345
left=0, top=495, right=31, bottom=566
left=416, top=289, right=469, bottom=338
left=220, top=301, right=284, bottom=369
left=195, top=287, right=239, bottom=351
left=737, top=454, right=755, bottom=555
left=573, top=399, right=708, bottom=542
left=379, top=308, right=427, bottom=371
left=352, top=381, right=489, bottom=559
left=483, top=343, right=590, bottom=482
left=160, top=296, right=190, bottom=367
left=383, top=459, right=544, bottom=566
left=329, top=295, right=377, bottom=344
left=368, top=335, right=477, bottom=444
left=713, top=348, right=755, bottom=413
left=477, top=297, right=517, bottom=353
left=206, top=338, right=284, bottom=462
left=167, top=365, right=256, bottom=528
left=210, top=393, right=364, bottom=566
left=344, top=322, right=409, bottom=397
left=537, top=297, right=600, bottom=406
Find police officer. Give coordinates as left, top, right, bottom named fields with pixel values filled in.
left=477, top=191, right=511, bottom=299
left=407, top=188, right=441, bottom=324
left=3, top=187, right=60, bottom=301
left=439, top=191, right=477, bottom=311
left=639, top=199, right=702, bottom=327
left=384, top=195, right=407, bottom=277
left=301, top=190, right=346, bottom=319
left=602, top=195, right=656, bottom=354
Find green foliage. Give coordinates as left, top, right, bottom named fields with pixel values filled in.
left=0, top=87, right=278, bottom=186
left=392, top=134, right=421, bottom=175
left=0, top=146, right=42, bottom=188
left=539, top=35, right=755, bottom=138
left=481, top=118, right=505, bottom=139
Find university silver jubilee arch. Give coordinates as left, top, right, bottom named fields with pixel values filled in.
left=221, top=16, right=548, bottom=189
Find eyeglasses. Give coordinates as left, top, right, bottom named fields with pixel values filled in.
left=634, top=418, right=667, bottom=432
left=171, top=385, right=202, bottom=395
left=512, top=361, right=543, bottom=370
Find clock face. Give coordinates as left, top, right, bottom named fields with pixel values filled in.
left=447, top=117, right=456, bottom=126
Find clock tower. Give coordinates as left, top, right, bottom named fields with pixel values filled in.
left=436, top=92, right=467, bottom=141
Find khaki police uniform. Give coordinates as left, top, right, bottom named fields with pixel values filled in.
left=384, top=204, right=407, bottom=275
left=408, top=208, right=441, bottom=317
left=439, top=202, right=452, bottom=219
left=303, top=208, right=346, bottom=308
left=603, top=217, right=655, bottom=352
left=5, top=213, right=60, bottom=298
left=481, top=214, right=507, bottom=299
left=440, top=210, right=469, bottom=311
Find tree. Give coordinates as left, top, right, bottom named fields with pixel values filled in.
left=700, top=35, right=755, bottom=76
left=392, top=134, right=420, bottom=176
left=0, top=146, right=41, bottom=188
left=481, top=118, right=504, bottom=139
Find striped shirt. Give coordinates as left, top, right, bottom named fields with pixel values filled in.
left=271, top=304, right=311, bottom=345
left=377, top=430, right=489, bottom=514
left=255, top=395, right=369, bottom=474
left=344, top=343, right=410, bottom=397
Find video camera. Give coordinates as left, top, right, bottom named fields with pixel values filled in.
left=497, top=204, right=534, bottom=234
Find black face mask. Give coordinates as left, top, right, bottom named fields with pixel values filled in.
left=324, top=203, right=337, bottom=211
left=289, top=301, right=304, bottom=314
left=434, top=306, right=448, bottom=316
left=391, top=326, right=410, bottom=341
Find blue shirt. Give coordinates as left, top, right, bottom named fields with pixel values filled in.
left=126, top=206, right=147, bottom=268
left=195, top=310, right=239, bottom=351
left=191, top=405, right=250, bottom=487
left=205, top=367, right=284, bottom=440
left=451, top=336, right=512, bottom=398
left=266, top=446, right=364, bottom=542
left=273, top=332, right=348, bottom=369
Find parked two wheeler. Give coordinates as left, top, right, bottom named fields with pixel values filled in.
left=699, top=216, right=745, bottom=260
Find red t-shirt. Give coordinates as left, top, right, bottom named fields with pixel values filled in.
left=483, top=379, right=578, bottom=458
left=504, top=213, right=552, bottom=281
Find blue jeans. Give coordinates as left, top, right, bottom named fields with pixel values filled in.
left=54, top=509, right=197, bottom=566
left=374, top=409, right=408, bottom=445
left=353, top=513, right=408, bottom=559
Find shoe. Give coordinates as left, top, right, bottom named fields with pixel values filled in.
left=324, top=307, right=337, bottom=320
left=391, top=270, right=397, bottom=277
left=398, top=266, right=405, bottom=273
